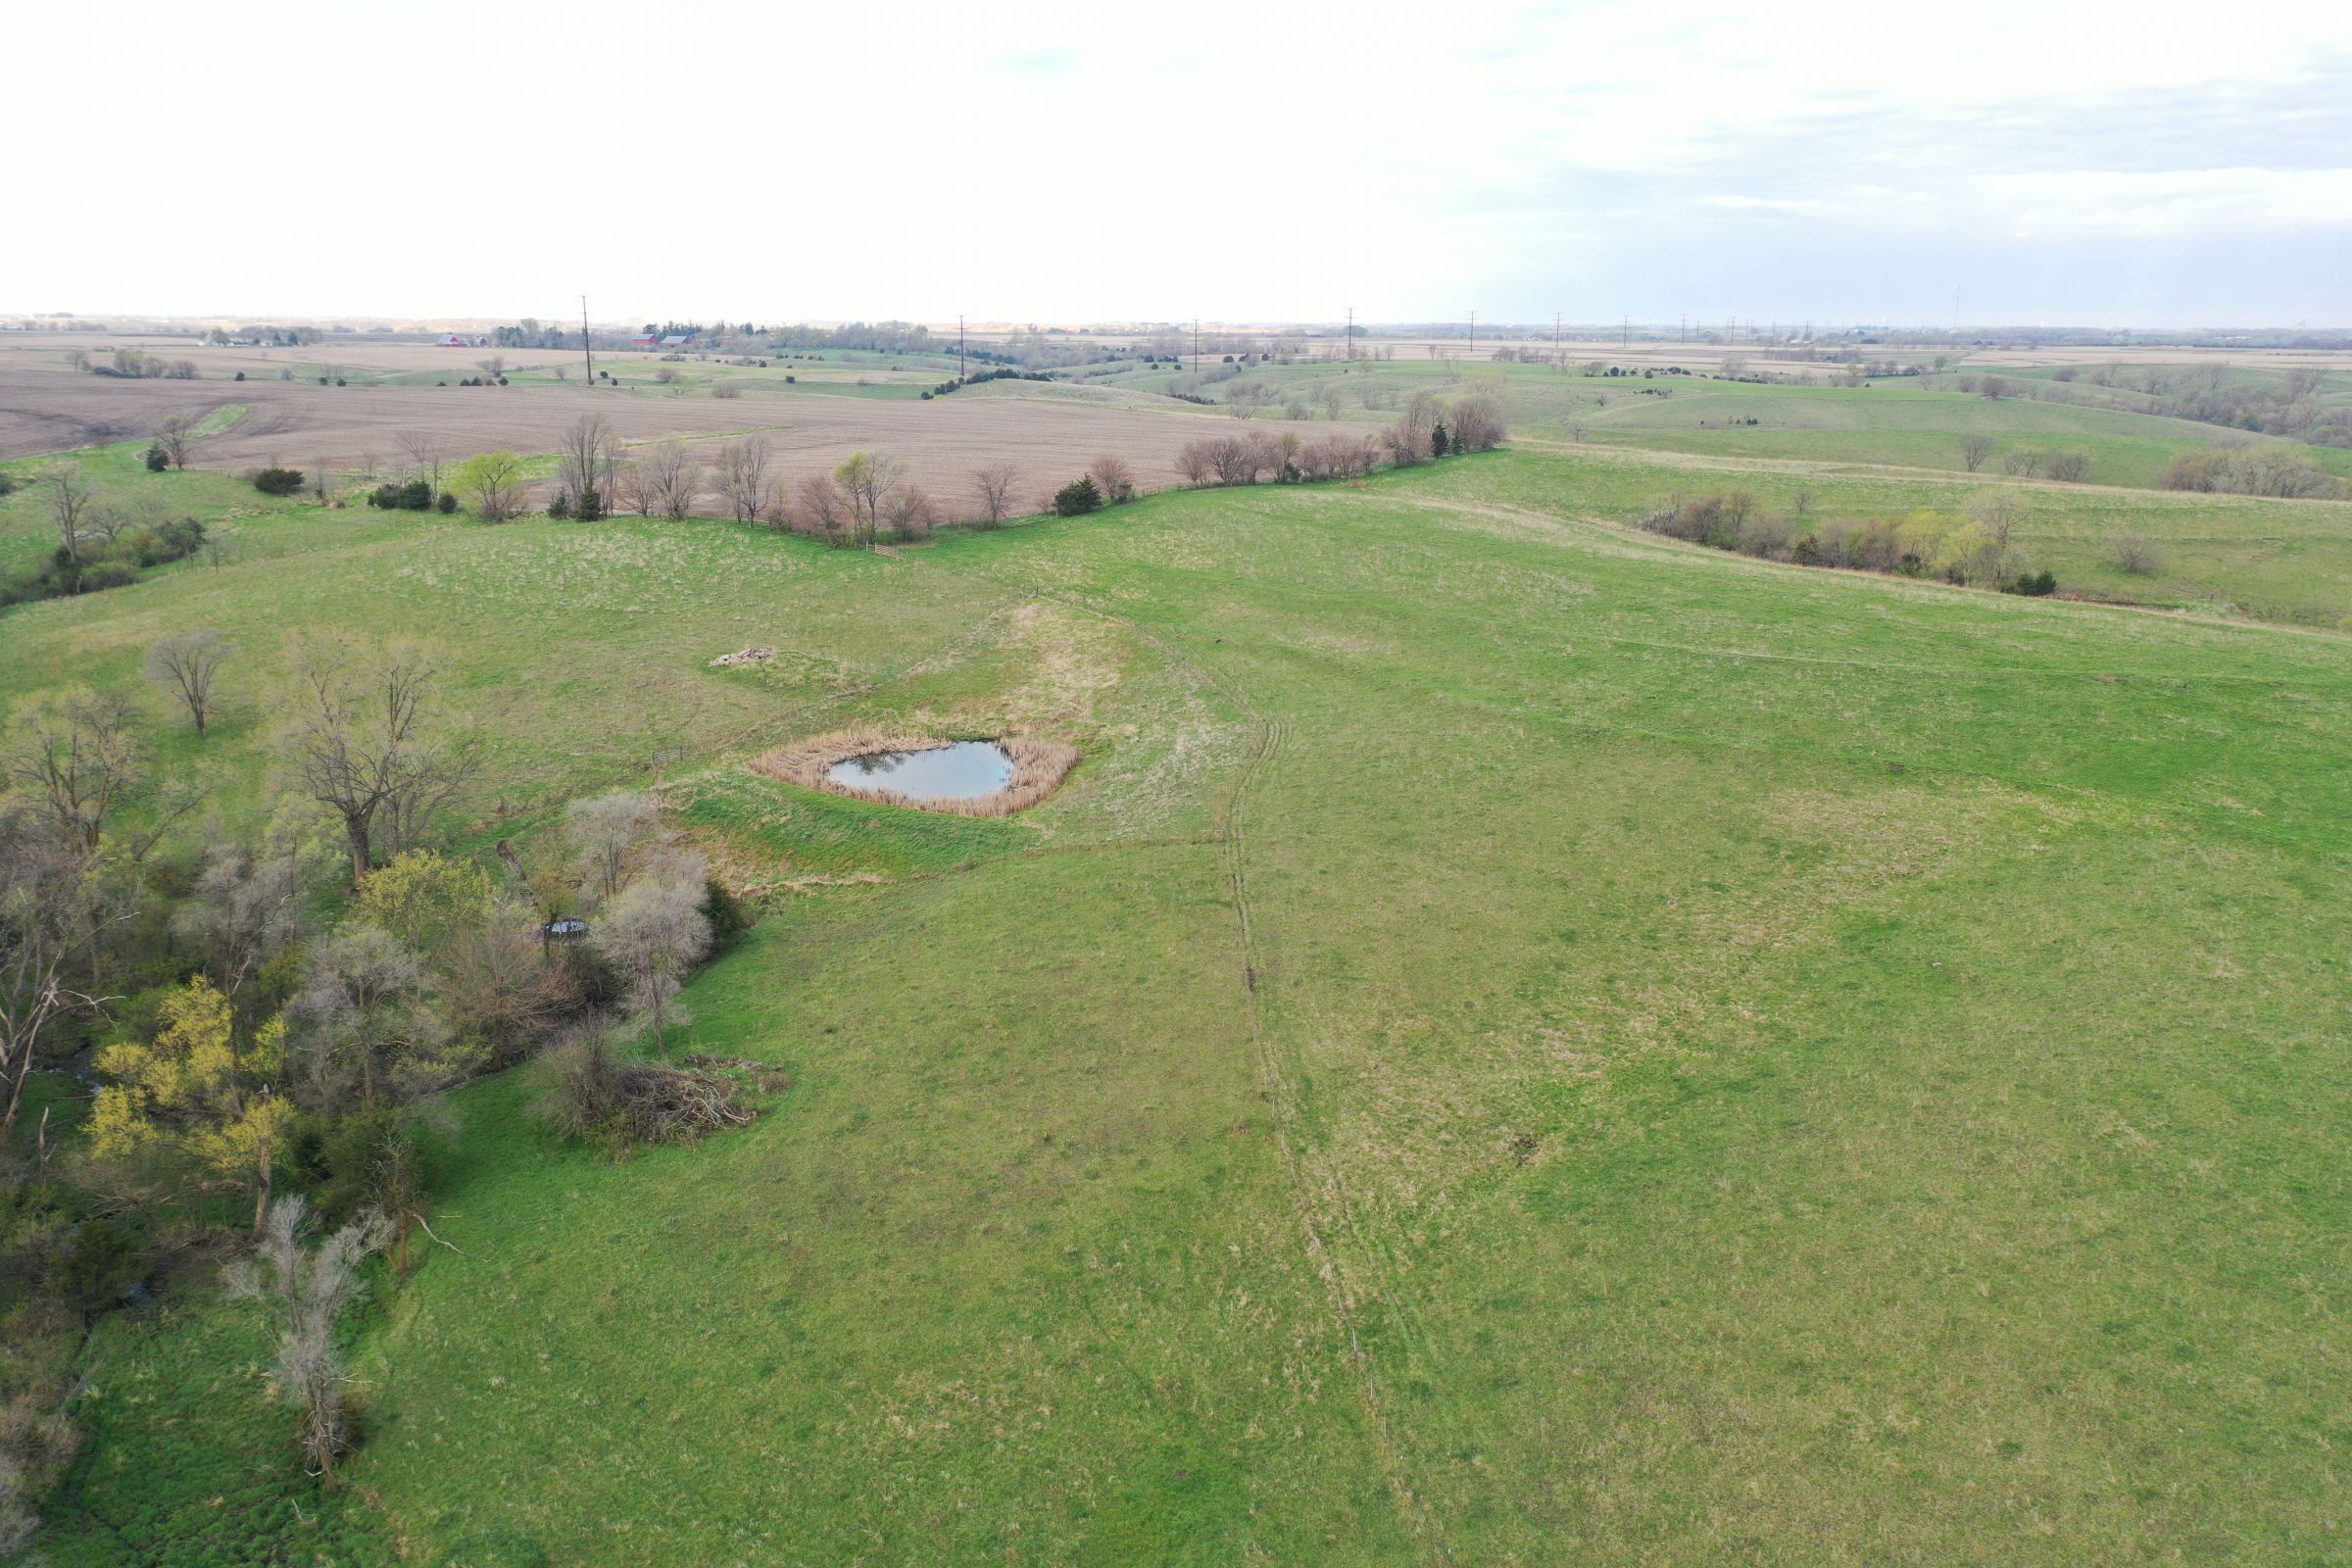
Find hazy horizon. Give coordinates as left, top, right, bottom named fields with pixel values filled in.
left=8, top=0, right=2349, bottom=328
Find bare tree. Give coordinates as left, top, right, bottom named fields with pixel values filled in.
left=172, top=841, right=303, bottom=1000
left=285, top=923, right=460, bottom=1107
left=833, top=452, right=907, bottom=548
left=143, top=629, right=232, bottom=738
left=588, top=868, right=711, bottom=1057
left=554, top=415, right=618, bottom=515
left=225, top=1197, right=390, bottom=1485
left=2110, top=532, right=2161, bottom=574
left=715, top=435, right=778, bottom=524
left=1087, top=455, right=1137, bottom=505
left=279, top=637, right=480, bottom=884
left=2, top=687, right=148, bottom=855
left=0, top=803, right=122, bottom=1154
left=1958, top=433, right=1995, bottom=472
left=969, top=463, right=1022, bottom=525
left=396, top=431, right=446, bottom=498
left=1448, top=393, right=1509, bottom=452
left=568, top=791, right=660, bottom=907
left=153, top=413, right=204, bottom=470
left=1175, top=440, right=1214, bottom=486
left=792, top=472, right=850, bottom=544
left=44, top=468, right=97, bottom=583
left=638, top=440, right=702, bottom=520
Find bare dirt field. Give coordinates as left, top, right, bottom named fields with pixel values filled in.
left=0, top=344, right=1338, bottom=507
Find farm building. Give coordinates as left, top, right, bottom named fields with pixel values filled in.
left=630, top=334, right=659, bottom=347
left=660, top=333, right=694, bottom=348
left=436, top=333, right=468, bottom=347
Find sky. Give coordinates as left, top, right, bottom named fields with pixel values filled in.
left=7, top=0, right=2350, bottom=328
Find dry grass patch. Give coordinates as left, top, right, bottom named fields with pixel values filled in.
left=749, top=726, right=1077, bottom=816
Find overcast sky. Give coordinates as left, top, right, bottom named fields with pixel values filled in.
left=8, top=0, right=2349, bottom=327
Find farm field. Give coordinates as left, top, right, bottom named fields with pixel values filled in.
left=9, top=432, right=2352, bottom=1564
left=0, top=341, right=1330, bottom=504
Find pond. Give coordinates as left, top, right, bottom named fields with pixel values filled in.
left=828, top=740, right=1014, bottom=801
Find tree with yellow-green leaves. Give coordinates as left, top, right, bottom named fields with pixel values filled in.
left=91, top=975, right=293, bottom=1237
left=357, top=849, right=492, bottom=955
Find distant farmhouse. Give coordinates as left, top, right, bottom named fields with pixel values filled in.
left=436, top=332, right=484, bottom=348
left=632, top=332, right=697, bottom=349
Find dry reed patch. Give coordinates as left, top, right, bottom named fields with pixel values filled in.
left=748, top=727, right=1077, bottom=817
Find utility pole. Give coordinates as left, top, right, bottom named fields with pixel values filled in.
left=1468, top=309, right=1476, bottom=359
left=957, top=314, right=965, bottom=380
left=1193, top=318, right=1200, bottom=373
left=581, top=294, right=594, bottom=386
left=1621, top=316, right=1629, bottom=348
left=1681, top=313, right=1688, bottom=344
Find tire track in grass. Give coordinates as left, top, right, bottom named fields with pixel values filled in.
left=897, top=546, right=1454, bottom=1563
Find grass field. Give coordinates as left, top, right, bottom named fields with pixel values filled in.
left=9, top=431, right=2352, bottom=1563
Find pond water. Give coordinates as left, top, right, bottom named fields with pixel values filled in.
left=828, top=741, right=1014, bottom=801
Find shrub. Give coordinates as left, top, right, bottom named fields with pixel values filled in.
left=143, top=443, right=171, bottom=472
left=547, top=492, right=571, bottom=520
left=2043, top=451, right=2092, bottom=483
left=2004, top=570, right=2059, bottom=596
left=436, top=491, right=458, bottom=514
left=1053, top=475, right=1103, bottom=516
left=234, top=370, right=247, bottom=381
left=252, top=466, right=305, bottom=496
left=2109, top=532, right=2161, bottom=574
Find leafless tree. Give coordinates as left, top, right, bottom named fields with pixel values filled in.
left=588, top=867, right=711, bottom=1057
left=44, top=468, right=97, bottom=577
left=2, top=687, right=149, bottom=855
left=1449, top=393, right=1508, bottom=452
left=279, top=636, right=480, bottom=884
left=1175, top=440, right=1214, bottom=486
left=638, top=440, right=702, bottom=520
left=397, top=431, right=446, bottom=497
left=834, top=452, right=907, bottom=548
left=1321, top=385, right=1345, bottom=419
left=0, top=803, right=122, bottom=1154
left=1958, top=433, right=1995, bottom=472
left=2110, top=532, right=2161, bottom=574
left=555, top=415, right=620, bottom=515
left=225, top=1197, right=390, bottom=1485
left=172, top=841, right=303, bottom=1000
left=285, top=923, right=461, bottom=1108
left=153, top=413, right=203, bottom=470
left=440, top=895, right=566, bottom=1068
left=143, top=629, right=232, bottom=738
left=568, top=790, right=660, bottom=907
left=792, top=472, right=850, bottom=544
left=1087, top=455, right=1137, bottom=505
left=970, top=463, right=1022, bottom=525
left=716, top=435, right=779, bottom=524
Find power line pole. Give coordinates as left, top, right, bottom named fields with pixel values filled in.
left=957, top=314, right=965, bottom=380
left=1468, top=309, right=1476, bottom=359
left=1193, top=318, right=1200, bottom=374
left=1621, top=315, right=1629, bottom=348
left=581, top=294, right=594, bottom=386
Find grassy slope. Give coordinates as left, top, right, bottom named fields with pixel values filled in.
left=13, top=454, right=2351, bottom=1564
